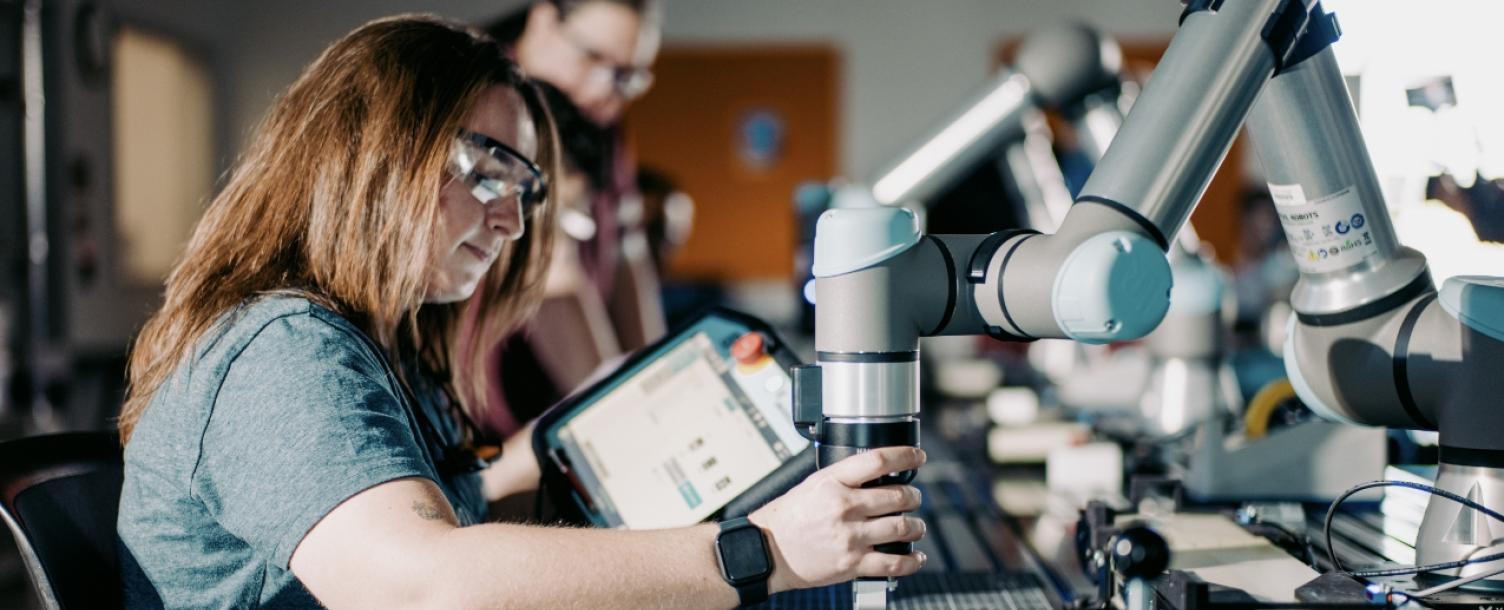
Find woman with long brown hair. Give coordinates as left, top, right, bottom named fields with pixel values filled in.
left=117, top=14, right=925, bottom=609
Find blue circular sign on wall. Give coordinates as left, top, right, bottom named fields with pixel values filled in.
left=738, top=108, right=785, bottom=171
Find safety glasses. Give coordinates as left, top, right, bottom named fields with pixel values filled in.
left=448, top=130, right=549, bottom=218
left=562, top=28, right=655, bottom=100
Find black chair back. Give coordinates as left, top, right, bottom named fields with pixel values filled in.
left=0, top=432, right=123, bottom=610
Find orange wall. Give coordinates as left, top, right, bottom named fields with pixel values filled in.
left=627, top=46, right=839, bottom=281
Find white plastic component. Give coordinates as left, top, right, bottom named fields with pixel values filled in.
left=1125, top=580, right=1152, bottom=610
left=829, top=183, right=881, bottom=209
left=1139, top=357, right=1227, bottom=437
left=811, top=206, right=921, bottom=278
left=988, top=421, right=1090, bottom=464
left=1051, top=231, right=1172, bottom=343
left=1438, top=276, right=1504, bottom=344
left=933, top=359, right=1004, bottom=399
left=853, top=580, right=890, bottom=610
left=1055, top=345, right=1152, bottom=414
left=1282, top=315, right=1360, bottom=426
left=1167, top=256, right=1226, bottom=316
left=987, top=387, right=1041, bottom=426
left=1046, top=442, right=1124, bottom=508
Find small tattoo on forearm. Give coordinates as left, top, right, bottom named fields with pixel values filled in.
left=411, top=500, right=444, bottom=521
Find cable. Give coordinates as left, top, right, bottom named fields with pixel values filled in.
left=1243, top=378, right=1295, bottom=440
left=1351, top=550, right=1504, bottom=578
left=1323, top=479, right=1504, bottom=580
left=1408, top=562, right=1504, bottom=597
left=1245, top=520, right=1317, bottom=567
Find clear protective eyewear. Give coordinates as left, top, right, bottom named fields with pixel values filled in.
left=448, top=130, right=549, bottom=220
left=562, top=28, right=655, bottom=99
left=593, top=62, right=654, bottom=100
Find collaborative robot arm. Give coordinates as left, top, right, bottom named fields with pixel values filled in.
left=794, top=22, right=1174, bottom=610
left=802, top=0, right=1504, bottom=597
left=792, top=24, right=1163, bottom=609
left=796, top=17, right=1178, bottom=487
left=1115, top=0, right=1504, bottom=584
left=865, top=23, right=1128, bottom=230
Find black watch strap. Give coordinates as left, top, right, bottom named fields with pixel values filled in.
left=732, top=572, right=768, bottom=608
left=716, top=518, right=771, bottom=607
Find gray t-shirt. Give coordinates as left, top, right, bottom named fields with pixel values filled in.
left=118, top=296, right=487, bottom=608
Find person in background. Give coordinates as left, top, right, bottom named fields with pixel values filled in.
left=1427, top=171, right=1504, bottom=243
left=633, top=166, right=727, bottom=328
left=116, top=15, right=926, bottom=609
left=634, top=167, right=694, bottom=276
left=481, top=0, right=668, bottom=436
left=491, top=0, right=658, bottom=127
left=1230, top=186, right=1295, bottom=338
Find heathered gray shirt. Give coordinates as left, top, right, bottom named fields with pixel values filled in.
left=118, top=296, right=487, bottom=608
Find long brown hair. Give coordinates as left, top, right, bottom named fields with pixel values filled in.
left=118, top=15, right=559, bottom=444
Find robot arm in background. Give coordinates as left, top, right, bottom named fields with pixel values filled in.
left=804, top=0, right=1504, bottom=591
left=864, top=23, right=1130, bottom=231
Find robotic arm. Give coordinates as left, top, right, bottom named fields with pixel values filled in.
left=802, top=0, right=1504, bottom=598
left=867, top=22, right=1128, bottom=231
left=788, top=23, right=1168, bottom=608
left=1147, top=1, right=1504, bottom=585
left=795, top=21, right=1169, bottom=491
left=796, top=18, right=1180, bottom=489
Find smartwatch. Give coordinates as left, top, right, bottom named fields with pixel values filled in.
left=714, top=517, right=773, bottom=607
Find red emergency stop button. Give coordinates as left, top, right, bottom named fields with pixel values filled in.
left=731, top=332, right=765, bottom=365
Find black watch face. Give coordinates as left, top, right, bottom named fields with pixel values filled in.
left=718, top=526, right=772, bottom=584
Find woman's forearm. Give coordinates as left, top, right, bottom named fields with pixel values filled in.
left=294, top=448, right=927, bottom=609
left=428, top=522, right=740, bottom=610
left=481, top=424, right=541, bottom=501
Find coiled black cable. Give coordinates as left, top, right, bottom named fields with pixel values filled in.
left=1323, top=479, right=1504, bottom=578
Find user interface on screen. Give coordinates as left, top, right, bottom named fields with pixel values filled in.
left=553, top=330, right=809, bottom=529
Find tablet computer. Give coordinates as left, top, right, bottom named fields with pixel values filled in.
left=532, top=308, right=813, bottom=529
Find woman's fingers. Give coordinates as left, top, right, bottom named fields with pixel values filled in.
left=823, top=447, right=926, bottom=488
left=856, top=549, right=927, bottom=579
left=845, top=485, right=922, bottom=517
left=857, top=515, right=927, bottom=546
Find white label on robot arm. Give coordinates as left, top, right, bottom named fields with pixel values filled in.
left=1268, top=182, right=1306, bottom=207
left=1269, top=183, right=1381, bottom=274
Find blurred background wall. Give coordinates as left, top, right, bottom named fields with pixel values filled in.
left=217, top=1, right=1180, bottom=176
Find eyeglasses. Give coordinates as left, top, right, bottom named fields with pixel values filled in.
left=448, top=130, right=549, bottom=218
left=561, top=27, right=655, bottom=100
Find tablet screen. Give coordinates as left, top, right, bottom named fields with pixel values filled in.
left=553, top=330, right=809, bottom=529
